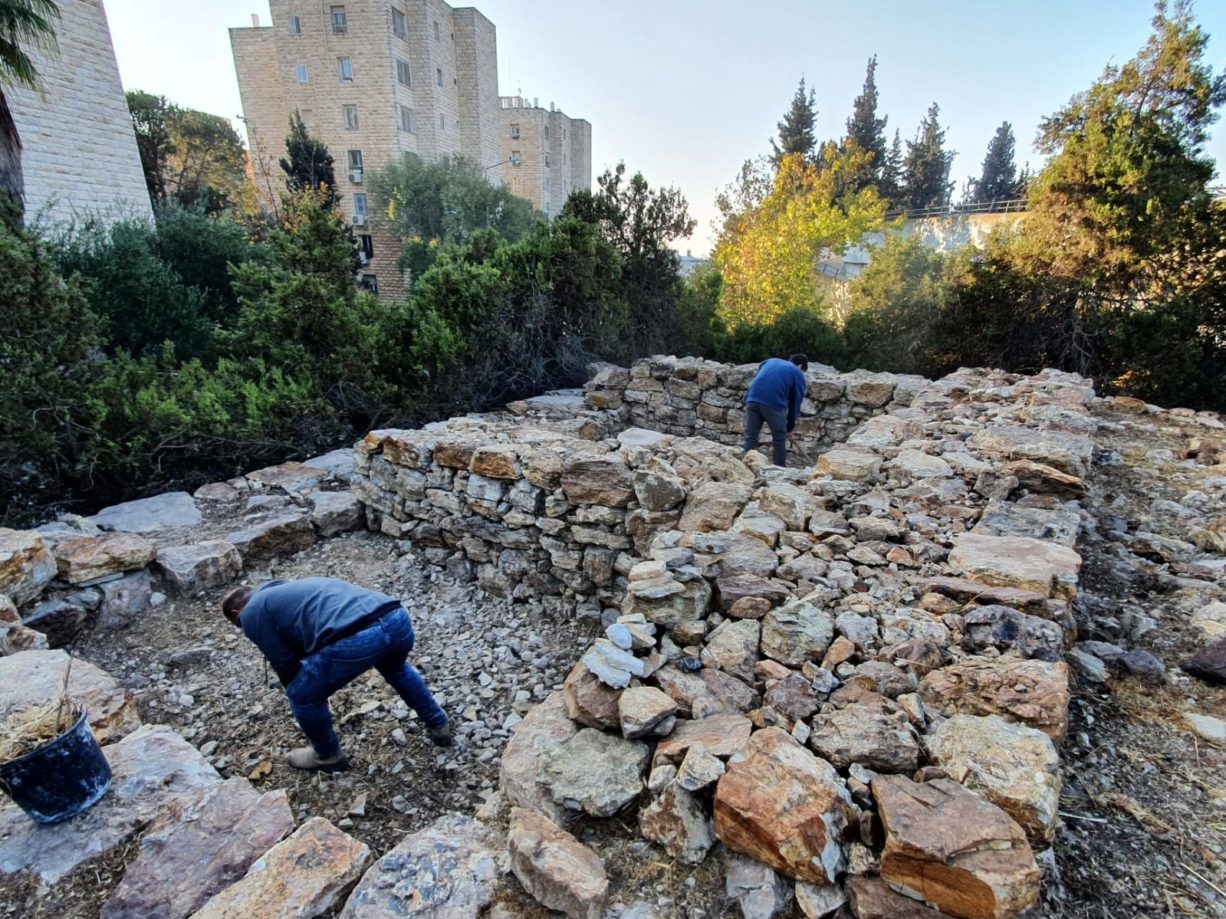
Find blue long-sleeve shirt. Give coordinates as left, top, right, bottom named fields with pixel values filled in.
left=745, top=358, right=808, bottom=431
left=240, top=578, right=401, bottom=685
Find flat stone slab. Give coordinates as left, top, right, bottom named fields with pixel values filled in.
left=339, top=814, right=501, bottom=918
left=101, top=779, right=294, bottom=919
left=509, top=807, right=608, bottom=919
left=948, top=533, right=1081, bottom=600
left=919, top=658, right=1072, bottom=743
left=540, top=728, right=649, bottom=818
left=193, top=817, right=370, bottom=919
left=246, top=462, right=329, bottom=494
left=54, top=532, right=156, bottom=585
left=89, top=492, right=202, bottom=534
left=500, top=691, right=579, bottom=824
left=968, top=425, right=1093, bottom=478
left=654, top=713, right=753, bottom=764
left=308, top=491, right=363, bottom=537
left=814, top=449, right=883, bottom=482
left=0, top=528, right=56, bottom=605
left=972, top=501, right=1081, bottom=548
left=0, top=649, right=139, bottom=744
left=0, top=724, right=220, bottom=884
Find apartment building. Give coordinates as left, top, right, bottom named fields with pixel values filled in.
left=499, top=96, right=591, bottom=218
left=230, top=0, right=502, bottom=299
left=8, top=0, right=151, bottom=226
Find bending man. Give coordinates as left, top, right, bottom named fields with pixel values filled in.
left=742, top=353, right=809, bottom=466
left=222, top=577, right=451, bottom=772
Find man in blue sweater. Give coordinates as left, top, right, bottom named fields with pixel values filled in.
left=743, top=354, right=809, bottom=467
left=222, top=577, right=451, bottom=772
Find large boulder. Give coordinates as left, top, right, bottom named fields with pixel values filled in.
left=562, top=660, right=622, bottom=729
left=0, top=528, right=56, bottom=604
left=640, top=781, right=715, bottom=865
left=700, top=618, right=760, bottom=682
left=679, top=482, right=754, bottom=532
left=340, top=814, right=503, bottom=918
left=52, top=532, right=155, bottom=585
left=500, top=692, right=580, bottom=824
left=509, top=807, right=607, bottom=919
left=654, top=713, right=754, bottom=764
left=947, top=533, right=1080, bottom=601
left=195, top=817, right=370, bottom=919
left=539, top=728, right=649, bottom=817
left=809, top=703, right=920, bottom=773
left=925, top=714, right=1061, bottom=847
left=713, top=727, right=853, bottom=884
left=814, top=449, right=882, bottom=482
left=225, top=513, right=316, bottom=561
left=919, top=658, right=1071, bottom=742
left=873, top=775, right=1039, bottom=919
left=101, top=779, right=294, bottom=919
left=156, top=542, right=243, bottom=595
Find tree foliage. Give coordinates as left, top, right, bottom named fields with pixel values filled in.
left=902, top=103, right=955, bottom=210
left=844, top=56, right=888, bottom=193
left=127, top=91, right=248, bottom=214
left=712, top=150, right=886, bottom=329
left=968, top=121, right=1018, bottom=203
left=367, top=153, right=536, bottom=281
left=770, top=77, right=817, bottom=167
left=280, top=112, right=337, bottom=209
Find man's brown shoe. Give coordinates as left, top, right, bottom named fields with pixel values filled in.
left=287, top=746, right=349, bottom=772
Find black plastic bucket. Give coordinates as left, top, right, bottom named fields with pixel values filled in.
left=0, top=709, right=112, bottom=824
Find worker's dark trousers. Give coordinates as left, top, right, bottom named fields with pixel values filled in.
left=742, top=401, right=789, bottom=466
left=285, top=607, right=447, bottom=756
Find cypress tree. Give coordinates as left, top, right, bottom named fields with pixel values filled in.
left=902, top=102, right=955, bottom=210
left=770, top=77, right=817, bottom=168
left=280, top=111, right=337, bottom=209
left=970, top=121, right=1018, bottom=203
left=880, top=129, right=904, bottom=208
left=844, top=55, right=888, bottom=192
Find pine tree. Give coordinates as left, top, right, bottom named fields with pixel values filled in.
left=902, top=102, right=955, bottom=211
left=844, top=55, right=888, bottom=192
left=280, top=111, right=337, bottom=209
left=770, top=77, right=817, bottom=168
left=880, top=129, right=904, bottom=208
left=970, top=121, right=1017, bottom=204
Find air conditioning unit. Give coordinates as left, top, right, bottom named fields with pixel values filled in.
left=349, top=168, right=363, bottom=183
left=352, top=214, right=367, bottom=226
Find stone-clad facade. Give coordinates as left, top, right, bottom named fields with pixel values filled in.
left=7, top=0, right=151, bottom=226
left=500, top=96, right=591, bottom=218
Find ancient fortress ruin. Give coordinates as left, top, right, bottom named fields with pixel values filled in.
left=1, top=356, right=1224, bottom=917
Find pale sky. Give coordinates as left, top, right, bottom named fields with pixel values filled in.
left=105, top=0, right=1226, bottom=255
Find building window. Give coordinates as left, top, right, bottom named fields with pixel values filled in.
left=358, top=234, right=374, bottom=263
left=289, top=15, right=301, bottom=33
left=544, top=124, right=549, bottom=140
left=436, top=67, right=443, bottom=87
left=343, top=105, right=359, bottom=129
left=545, top=153, right=550, bottom=167
left=399, top=106, right=415, bottom=133
left=510, top=150, right=521, bottom=166
left=353, top=192, right=368, bottom=225
left=510, top=123, right=519, bottom=139
left=347, top=149, right=363, bottom=182
left=338, top=57, right=353, bottom=81
left=396, top=58, right=410, bottom=86
left=294, top=64, right=308, bottom=82
left=438, top=113, right=445, bottom=130
left=433, top=20, right=440, bottom=40
left=391, top=7, right=406, bottom=38
left=360, top=274, right=378, bottom=294
left=331, top=6, right=347, bottom=32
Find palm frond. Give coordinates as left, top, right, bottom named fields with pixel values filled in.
left=0, top=0, right=61, bottom=90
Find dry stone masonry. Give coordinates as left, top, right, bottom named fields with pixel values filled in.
left=2, top=356, right=1224, bottom=917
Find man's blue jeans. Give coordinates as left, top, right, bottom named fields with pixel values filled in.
left=742, top=401, right=790, bottom=466
left=285, top=607, right=447, bottom=757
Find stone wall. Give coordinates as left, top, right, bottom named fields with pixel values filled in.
left=8, top=0, right=152, bottom=226
left=585, top=355, right=929, bottom=458
left=351, top=359, right=1109, bottom=914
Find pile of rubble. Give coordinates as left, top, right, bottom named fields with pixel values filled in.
left=352, top=359, right=1111, bottom=917
left=1, top=354, right=1223, bottom=918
